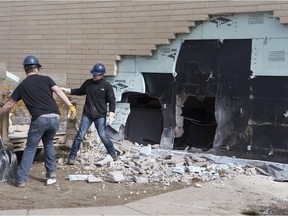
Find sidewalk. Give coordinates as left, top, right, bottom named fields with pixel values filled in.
left=0, top=177, right=248, bottom=216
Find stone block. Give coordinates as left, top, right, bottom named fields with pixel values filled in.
left=108, top=171, right=125, bottom=183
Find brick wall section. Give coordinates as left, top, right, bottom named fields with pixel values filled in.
left=1, top=1, right=287, bottom=79
left=0, top=0, right=287, bottom=138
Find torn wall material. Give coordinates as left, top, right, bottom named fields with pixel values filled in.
left=107, top=12, right=288, bottom=163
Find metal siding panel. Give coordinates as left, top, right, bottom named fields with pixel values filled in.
left=105, top=72, right=146, bottom=102
left=190, top=13, right=288, bottom=40
left=251, top=38, right=288, bottom=76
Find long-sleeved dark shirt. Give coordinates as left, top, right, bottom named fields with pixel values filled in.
left=71, top=78, right=116, bottom=118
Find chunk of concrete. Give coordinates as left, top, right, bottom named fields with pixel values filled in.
left=95, top=154, right=113, bottom=167
left=171, top=167, right=185, bottom=174
left=87, top=175, right=103, bottom=183
left=108, top=171, right=125, bottom=183
left=68, top=174, right=93, bottom=181
left=132, top=176, right=149, bottom=183
left=187, top=165, right=202, bottom=173
left=140, top=145, right=151, bottom=156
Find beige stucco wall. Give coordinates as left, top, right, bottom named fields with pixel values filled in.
left=0, top=0, right=287, bottom=132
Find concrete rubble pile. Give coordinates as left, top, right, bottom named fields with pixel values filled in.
left=60, top=139, right=260, bottom=187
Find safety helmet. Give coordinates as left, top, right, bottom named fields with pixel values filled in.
left=23, top=55, right=42, bottom=67
left=23, top=55, right=42, bottom=72
left=90, top=63, right=106, bottom=75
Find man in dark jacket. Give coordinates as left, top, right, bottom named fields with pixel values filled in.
left=0, top=55, right=76, bottom=187
left=61, top=63, right=118, bottom=165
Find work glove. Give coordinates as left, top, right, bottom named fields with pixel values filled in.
left=68, top=105, right=77, bottom=120
left=60, top=87, right=71, bottom=94
left=106, top=112, right=116, bottom=125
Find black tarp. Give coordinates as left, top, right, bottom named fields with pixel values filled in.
left=0, top=137, right=17, bottom=183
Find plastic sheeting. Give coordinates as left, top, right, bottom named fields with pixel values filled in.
left=205, top=154, right=288, bottom=182
left=0, top=138, right=17, bottom=183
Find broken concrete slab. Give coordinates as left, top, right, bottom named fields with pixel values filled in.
left=132, top=176, right=149, bottom=183
left=87, top=175, right=103, bottom=183
left=66, top=138, right=288, bottom=188
left=171, top=167, right=185, bottom=174
left=186, top=165, right=202, bottom=173
left=108, top=171, right=125, bottom=183
left=95, top=154, right=113, bottom=167
left=139, top=145, right=151, bottom=156
left=68, top=174, right=93, bottom=181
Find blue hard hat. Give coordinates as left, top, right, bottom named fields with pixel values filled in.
left=23, top=55, right=42, bottom=67
left=90, top=63, right=106, bottom=75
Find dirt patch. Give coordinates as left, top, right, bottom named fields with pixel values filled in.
left=1, top=147, right=288, bottom=215
left=0, top=148, right=188, bottom=210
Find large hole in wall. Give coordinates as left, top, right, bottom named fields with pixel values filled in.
left=124, top=93, right=163, bottom=145
left=174, top=96, right=217, bottom=151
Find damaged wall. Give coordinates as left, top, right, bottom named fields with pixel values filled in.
left=142, top=39, right=251, bottom=153
left=248, top=77, right=288, bottom=162
left=1, top=1, right=288, bottom=164
left=114, top=12, right=288, bottom=163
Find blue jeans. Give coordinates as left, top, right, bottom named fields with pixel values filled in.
left=69, top=115, right=116, bottom=159
left=16, top=116, right=60, bottom=183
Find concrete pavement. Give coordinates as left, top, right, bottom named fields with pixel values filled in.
left=0, top=180, right=245, bottom=216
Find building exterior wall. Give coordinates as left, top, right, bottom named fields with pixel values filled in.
left=1, top=1, right=287, bottom=76
left=1, top=0, right=288, bottom=140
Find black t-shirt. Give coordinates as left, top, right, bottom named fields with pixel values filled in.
left=11, top=74, right=60, bottom=121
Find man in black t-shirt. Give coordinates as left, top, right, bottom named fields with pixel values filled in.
left=0, top=55, right=76, bottom=187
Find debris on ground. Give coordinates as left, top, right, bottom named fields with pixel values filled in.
left=59, top=138, right=288, bottom=187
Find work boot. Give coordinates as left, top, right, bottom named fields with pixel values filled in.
left=46, top=178, right=57, bottom=186
left=67, top=157, right=75, bottom=165
left=45, top=172, right=57, bottom=186
left=111, top=154, right=119, bottom=161
left=46, top=172, right=56, bottom=179
left=15, top=182, right=26, bottom=188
